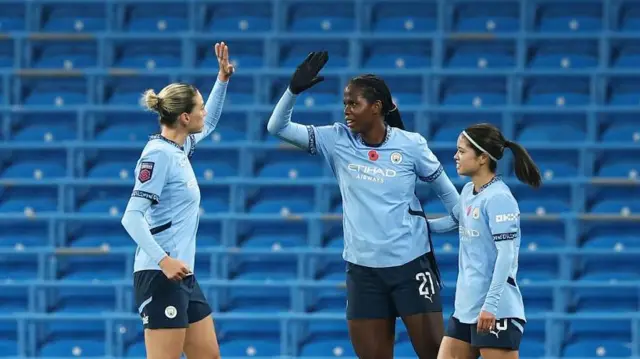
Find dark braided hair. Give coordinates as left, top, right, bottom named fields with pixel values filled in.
left=348, top=74, right=405, bottom=130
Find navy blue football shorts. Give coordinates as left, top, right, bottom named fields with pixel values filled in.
left=134, top=270, right=211, bottom=329
left=446, top=315, right=525, bottom=350
left=346, top=252, right=443, bottom=320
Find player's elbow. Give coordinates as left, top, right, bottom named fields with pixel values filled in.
left=120, top=210, right=140, bottom=233
left=266, top=116, right=282, bottom=135
left=120, top=211, right=133, bottom=231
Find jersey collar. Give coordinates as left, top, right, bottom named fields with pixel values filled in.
left=357, top=124, right=392, bottom=148
left=149, top=134, right=184, bottom=151
left=473, top=176, right=501, bottom=195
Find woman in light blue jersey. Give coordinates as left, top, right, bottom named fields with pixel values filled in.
left=121, top=42, right=233, bottom=359
left=268, top=52, right=460, bottom=359
left=429, top=123, right=542, bottom=359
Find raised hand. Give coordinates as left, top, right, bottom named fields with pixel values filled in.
left=215, top=42, right=235, bottom=81
left=289, top=51, right=329, bottom=95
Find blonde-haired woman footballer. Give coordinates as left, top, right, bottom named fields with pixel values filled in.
left=121, top=43, right=234, bottom=359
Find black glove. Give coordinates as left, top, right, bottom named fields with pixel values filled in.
left=289, top=51, right=329, bottom=95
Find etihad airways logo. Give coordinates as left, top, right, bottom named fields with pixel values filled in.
left=347, top=163, right=397, bottom=184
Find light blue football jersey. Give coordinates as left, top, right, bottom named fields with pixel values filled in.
left=123, top=78, right=228, bottom=273
left=267, top=89, right=459, bottom=268
left=130, top=136, right=201, bottom=272
left=453, top=177, right=526, bottom=323
left=310, top=122, right=457, bottom=267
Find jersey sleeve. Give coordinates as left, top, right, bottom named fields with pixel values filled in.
left=486, top=193, right=520, bottom=242
left=427, top=203, right=460, bottom=233
left=414, top=135, right=444, bottom=182
left=184, top=78, right=229, bottom=158
left=267, top=88, right=340, bottom=159
left=130, top=149, right=172, bottom=205
left=482, top=192, right=520, bottom=315
left=308, top=123, right=340, bottom=158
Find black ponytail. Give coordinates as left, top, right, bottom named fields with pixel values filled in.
left=349, top=74, right=405, bottom=130
left=384, top=106, right=405, bottom=130
left=504, top=140, right=542, bottom=189
left=464, top=124, right=542, bottom=189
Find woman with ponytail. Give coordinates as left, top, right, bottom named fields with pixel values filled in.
left=428, top=123, right=541, bottom=359
left=267, top=52, right=459, bottom=358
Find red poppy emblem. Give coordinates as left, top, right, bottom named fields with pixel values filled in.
left=368, top=150, right=379, bottom=161
left=466, top=205, right=472, bottom=216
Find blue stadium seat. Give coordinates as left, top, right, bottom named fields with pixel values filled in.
left=240, top=222, right=307, bottom=248
left=222, top=286, right=290, bottom=313
left=0, top=1, right=26, bottom=31
left=0, top=252, right=39, bottom=280
left=445, top=40, right=516, bottom=69
left=228, top=253, right=298, bottom=281
left=44, top=285, right=117, bottom=313
left=38, top=2, right=107, bottom=32
left=10, top=112, right=77, bottom=142
left=93, top=111, right=159, bottom=142
left=595, top=150, right=639, bottom=179
left=257, top=150, right=324, bottom=179
left=122, top=2, right=188, bottom=33
left=36, top=320, right=106, bottom=357
left=192, top=149, right=240, bottom=179
left=56, top=255, right=127, bottom=280
left=571, top=286, right=638, bottom=313
left=217, top=320, right=280, bottom=356
left=588, top=186, right=640, bottom=215
left=111, top=40, right=181, bottom=69
left=200, top=188, right=231, bottom=213
left=534, top=2, right=602, bottom=33
left=372, top=2, right=436, bottom=33
left=363, top=40, right=432, bottom=69
left=0, top=39, right=14, bottom=68
left=19, top=76, right=88, bottom=106
left=523, top=75, right=591, bottom=107
left=0, top=321, right=19, bottom=356
left=515, top=114, right=587, bottom=143
left=438, top=76, right=507, bottom=107
left=562, top=319, right=633, bottom=357
left=0, top=221, right=51, bottom=249
left=0, top=187, right=58, bottom=213
left=528, top=40, right=598, bottom=69
left=607, top=76, right=640, bottom=106
left=514, top=149, right=579, bottom=180
left=247, top=186, right=315, bottom=214
left=27, top=40, right=98, bottom=69
left=582, top=223, right=640, bottom=249
left=1, top=151, right=66, bottom=179
left=103, top=75, right=171, bottom=105
left=600, top=115, right=640, bottom=143
left=452, top=2, right=519, bottom=33
left=204, top=2, right=272, bottom=33
left=84, top=149, right=140, bottom=179
left=287, top=2, right=354, bottom=33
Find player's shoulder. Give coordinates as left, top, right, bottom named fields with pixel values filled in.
left=392, top=128, right=427, bottom=143
left=486, top=180, right=518, bottom=207
left=312, top=122, right=350, bottom=137
left=141, top=137, right=182, bottom=161
left=391, top=128, right=431, bottom=157
left=461, top=182, right=475, bottom=195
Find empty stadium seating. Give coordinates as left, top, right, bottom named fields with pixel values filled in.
left=0, top=0, right=639, bottom=358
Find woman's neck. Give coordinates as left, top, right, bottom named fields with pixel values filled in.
left=161, top=127, right=187, bottom=146
left=361, top=120, right=387, bottom=146
left=471, top=168, right=496, bottom=193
